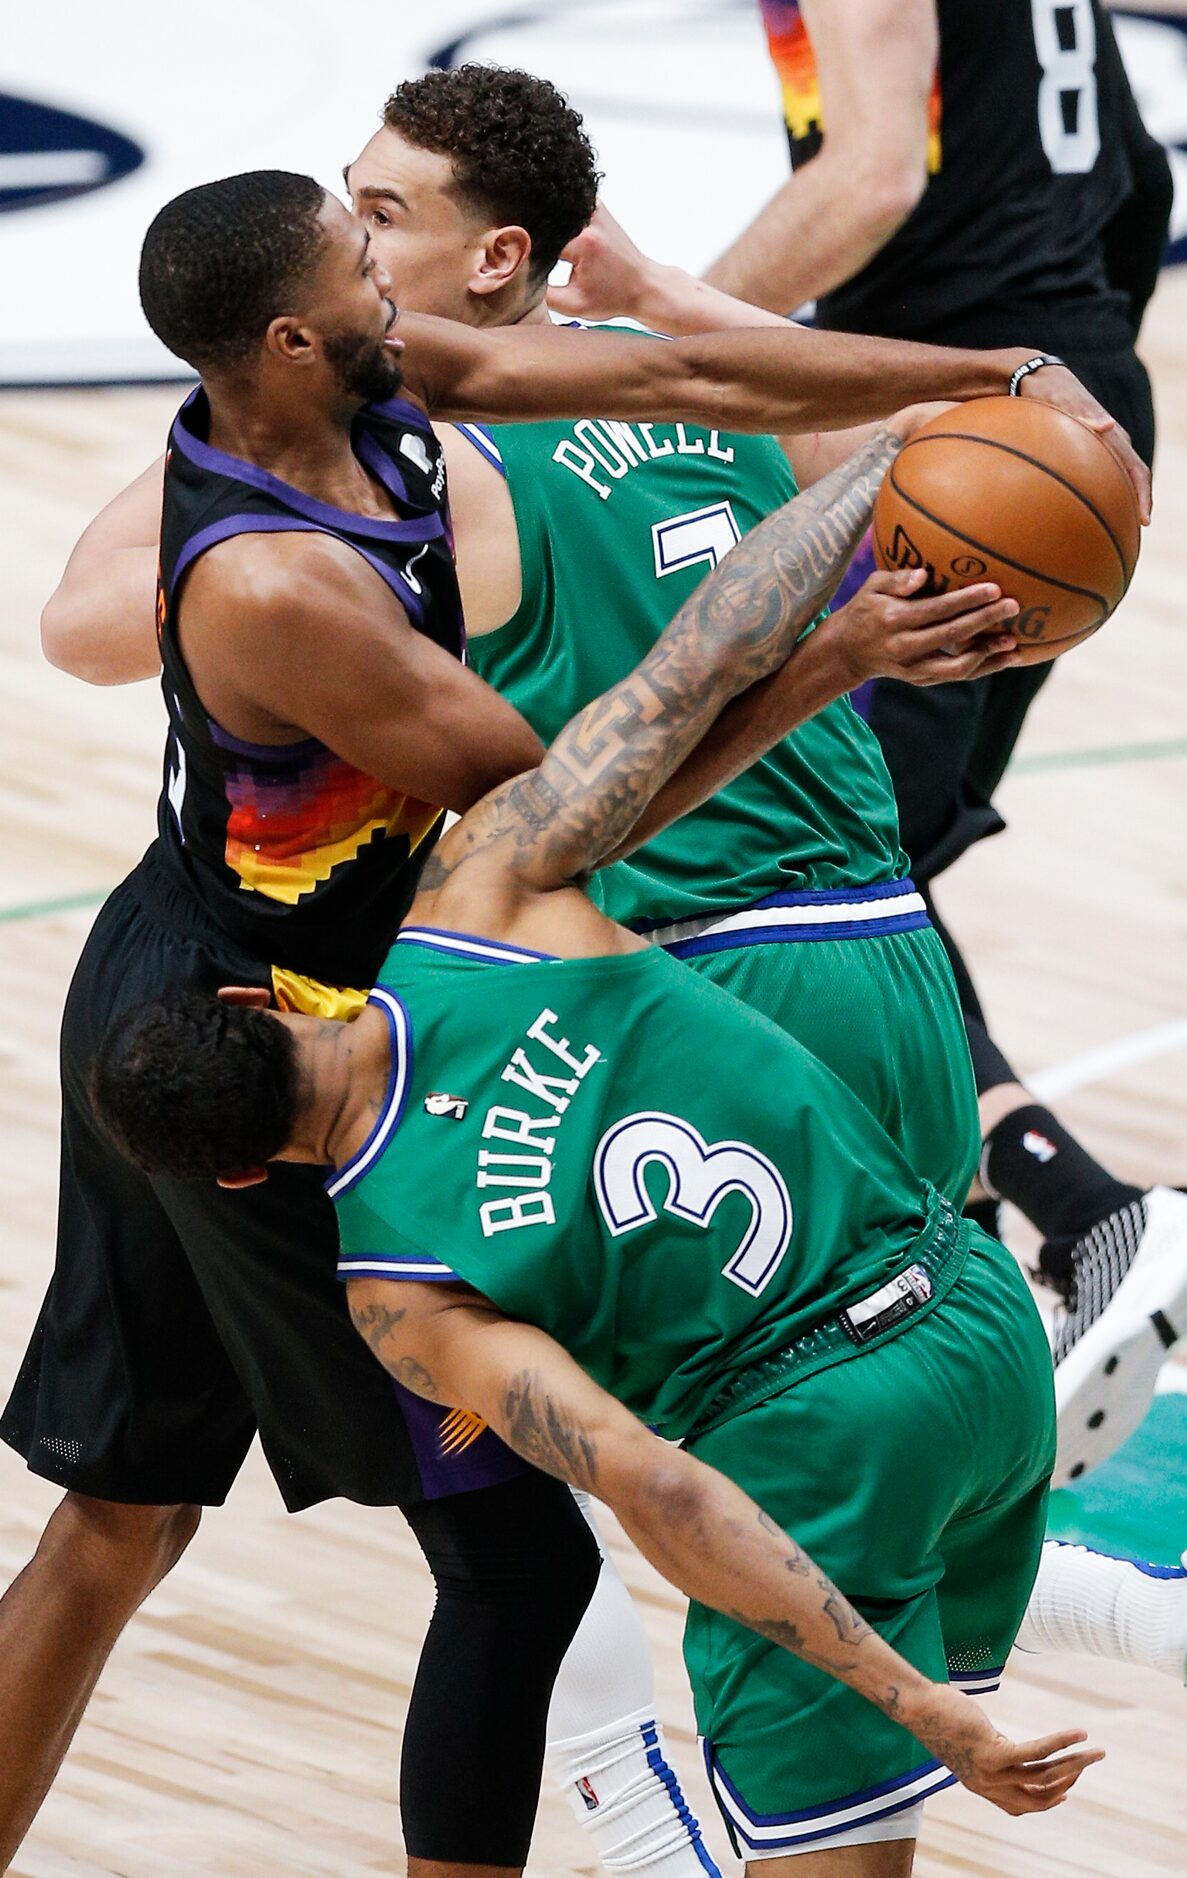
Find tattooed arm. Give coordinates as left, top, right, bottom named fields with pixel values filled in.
left=347, top=1275, right=1099, bottom=1815
left=421, top=414, right=1014, bottom=897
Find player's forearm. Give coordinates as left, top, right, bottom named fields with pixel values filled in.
left=703, top=154, right=918, bottom=313
left=630, top=264, right=792, bottom=339
left=40, top=545, right=161, bottom=685
left=608, top=628, right=847, bottom=861
left=674, top=325, right=1036, bottom=436
left=609, top=1446, right=940, bottom=1732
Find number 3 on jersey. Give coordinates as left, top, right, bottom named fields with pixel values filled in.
left=652, top=501, right=742, bottom=581
left=594, top=1111, right=793, bottom=1297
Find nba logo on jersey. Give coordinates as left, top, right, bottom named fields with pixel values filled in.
left=576, top=1775, right=599, bottom=1811
left=425, top=1091, right=469, bottom=1121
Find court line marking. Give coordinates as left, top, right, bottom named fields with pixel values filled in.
left=1029, top=1018, right=1187, bottom=1101
left=0, top=888, right=108, bottom=925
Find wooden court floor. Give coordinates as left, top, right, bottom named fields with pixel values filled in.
left=0, top=275, right=1185, bottom=1874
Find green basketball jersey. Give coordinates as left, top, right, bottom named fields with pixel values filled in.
left=461, top=323, right=905, bottom=929
left=332, top=928, right=963, bottom=1441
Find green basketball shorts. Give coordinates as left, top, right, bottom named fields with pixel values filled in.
left=684, top=1226, right=1054, bottom=1858
left=651, top=884, right=979, bottom=1206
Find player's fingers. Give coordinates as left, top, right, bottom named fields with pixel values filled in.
left=861, top=566, right=930, bottom=598
left=902, top=603, right=1018, bottom=657
left=1011, top=1730, right=1092, bottom=1763
left=1101, top=426, right=1152, bottom=525
left=933, top=645, right=1020, bottom=683
left=1018, top=1749, right=1102, bottom=1791
left=892, top=580, right=1007, bottom=623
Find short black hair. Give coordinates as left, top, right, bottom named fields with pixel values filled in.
left=91, top=992, right=299, bottom=1179
left=139, top=170, right=328, bottom=375
left=383, top=65, right=600, bottom=281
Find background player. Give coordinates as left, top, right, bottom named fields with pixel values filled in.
left=89, top=424, right=1106, bottom=1872
left=693, top=0, right=1180, bottom=1373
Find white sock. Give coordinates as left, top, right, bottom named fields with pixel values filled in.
left=1014, top=1538, right=1187, bottom=1681
left=548, top=1493, right=719, bottom=1878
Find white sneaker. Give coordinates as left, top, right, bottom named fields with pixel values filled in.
left=1052, top=1188, right=1187, bottom=1488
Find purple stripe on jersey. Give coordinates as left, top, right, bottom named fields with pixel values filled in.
left=367, top=391, right=436, bottom=433
left=171, top=391, right=445, bottom=544
left=168, top=511, right=429, bottom=629
left=392, top=1379, right=531, bottom=1500
left=207, top=715, right=320, bottom=762
left=354, top=426, right=410, bottom=506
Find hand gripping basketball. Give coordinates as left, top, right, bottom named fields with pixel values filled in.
left=827, top=565, right=1021, bottom=687
left=873, top=397, right=1141, bottom=665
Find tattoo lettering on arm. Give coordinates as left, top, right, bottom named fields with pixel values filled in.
left=727, top=1507, right=875, bottom=1675
left=349, top=1298, right=438, bottom=1398
left=484, top=425, right=903, bottom=889
left=500, top=1368, right=601, bottom=1493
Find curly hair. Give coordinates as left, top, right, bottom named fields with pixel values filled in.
left=383, top=65, right=601, bottom=281
left=91, top=991, right=299, bottom=1179
left=139, top=170, right=327, bottom=375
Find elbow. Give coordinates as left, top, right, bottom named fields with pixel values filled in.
left=852, top=159, right=928, bottom=246
left=616, top=1447, right=710, bottom=1543
left=40, top=593, right=91, bottom=679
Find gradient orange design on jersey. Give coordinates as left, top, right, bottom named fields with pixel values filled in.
left=222, top=746, right=440, bottom=904
left=759, top=0, right=942, bottom=172
left=439, top=1408, right=489, bottom=1456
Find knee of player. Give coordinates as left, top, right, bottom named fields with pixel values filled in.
left=43, top=1492, right=201, bottom=1588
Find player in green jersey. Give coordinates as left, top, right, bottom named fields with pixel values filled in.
left=42, top=64, right=1187, bottom=1878
left=89, top=422, right=1099, bottom=1873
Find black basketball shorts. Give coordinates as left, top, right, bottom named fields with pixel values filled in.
left=1, top=845, right=527, bottom=1512
left=864, top=342, right=1155, bottom=882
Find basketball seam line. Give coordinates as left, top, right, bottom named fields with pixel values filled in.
left=901, top=431, right=1133, bottom=582
left=884, top=466, right=1109, bottom=622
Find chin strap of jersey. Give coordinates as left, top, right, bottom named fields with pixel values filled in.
left=1007, top=353, right=1066, bottom=395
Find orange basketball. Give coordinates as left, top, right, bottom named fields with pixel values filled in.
left=872, top=397, right=1141, bottom=663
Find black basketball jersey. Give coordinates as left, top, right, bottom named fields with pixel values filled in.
left=760, top=0, right=1137, bottom=345
left=154, top=388, right=465, bottom=992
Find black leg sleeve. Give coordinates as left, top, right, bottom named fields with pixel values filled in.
left=921, top=885, right=1019, bottom=1096
left=399, top=1472, right=602, bottom=1867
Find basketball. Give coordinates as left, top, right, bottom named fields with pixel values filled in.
left=872, top=396, right=1141, bottom=663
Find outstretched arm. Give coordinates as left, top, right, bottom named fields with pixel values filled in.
left=402, top=309, right=1149, bottom=522
left=547, top=204, right=886, bottom=487
left=348, top=1275, right=1101, bottom=1817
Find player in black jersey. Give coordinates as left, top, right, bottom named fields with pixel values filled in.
left=0, top=171, right=587, bottom=1878
left=698, top=0, right=1180, bottom=1424
left=10, top=161, right=1146, bottom=1872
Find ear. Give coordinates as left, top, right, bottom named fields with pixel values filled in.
left=217, top=984, right=272, bottom=1008
left=217, top=1166, right=270, bottom=1190
left=470, top=225, right=533, bottom=298
left=264, top=314, right=316, bottom=365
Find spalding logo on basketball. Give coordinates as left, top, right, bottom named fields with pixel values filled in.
left=0, top=93, right=143, bottom=216
left=872, top=398, right=1142, bottom=665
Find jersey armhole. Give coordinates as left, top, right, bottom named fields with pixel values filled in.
left=453, top=423, right=552, bottom=655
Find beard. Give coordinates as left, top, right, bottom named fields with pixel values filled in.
left=323, top=324, right=403, bottom=404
